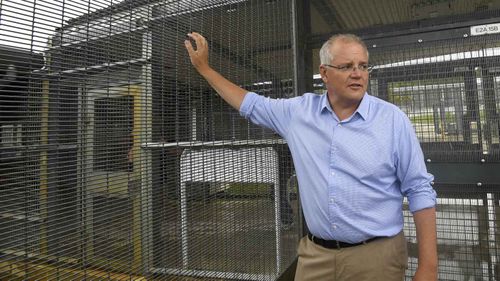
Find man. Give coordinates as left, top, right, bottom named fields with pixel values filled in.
left=185, top=32, right=438, bottom=281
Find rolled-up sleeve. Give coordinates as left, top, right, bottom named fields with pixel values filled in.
left=239, top=92, right=296, bottom=138
left=239, top=92, right=259, bottom=119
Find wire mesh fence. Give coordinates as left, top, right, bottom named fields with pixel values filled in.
left=365, top=24, right=500, bottom=280
left=368, top=32, right=500, bottom=163
left=1, top=0, right=500, bottom=280
left=0, top=0, right=298, bottom=280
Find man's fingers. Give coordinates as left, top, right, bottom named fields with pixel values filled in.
left=188, top=32, right=207, bottom=49
left=186, top=33, right=197, bottom=50
left=195, top=32, right=207, bottom=46
left=184, top=40, right=194, bottom=55
left=185, top=32, right=209, bottom=67
left=192, top=34, right=204, bottom=49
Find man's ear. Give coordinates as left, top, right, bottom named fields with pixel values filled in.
left=319, top=65, right=328, bottom=83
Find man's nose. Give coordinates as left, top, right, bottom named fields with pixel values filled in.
left=350, top=67, right=362, bottom=77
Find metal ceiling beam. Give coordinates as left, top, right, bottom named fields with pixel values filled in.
left=311, top=0, right=343, bottom=31
left=308, top=10, right=500, bottom=49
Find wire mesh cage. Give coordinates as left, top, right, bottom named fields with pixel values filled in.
left=2, top=0, right=500, bottom=281
left=367, top=31, right=500, bottom=163
left=360, top=13, right=500, bottom=281
left=0, top=0, right=298, bottom=280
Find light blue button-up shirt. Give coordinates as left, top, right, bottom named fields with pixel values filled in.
left=240, top=91, right=436, bottom=243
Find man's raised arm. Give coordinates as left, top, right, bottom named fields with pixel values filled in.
left=184, top=32, right=248, bottom=110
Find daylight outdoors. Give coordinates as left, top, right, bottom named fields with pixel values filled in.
left=1, top=1, right=500, bottom=281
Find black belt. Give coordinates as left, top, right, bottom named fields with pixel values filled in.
left=307, top=232, right=380, bottom=249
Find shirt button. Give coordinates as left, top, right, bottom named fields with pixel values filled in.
left=330, top=198, right=335, bottom=204
left=337, top=123, right=342, bottom=127
left=332, top=224, right=337, bottom=230
left=331, top=172, right=335, bottom=176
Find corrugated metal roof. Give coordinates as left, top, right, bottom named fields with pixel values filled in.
left=310, top=0, right=500, bottom=34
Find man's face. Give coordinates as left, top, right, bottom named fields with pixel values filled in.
left=319, top=41, right=369, bottom=105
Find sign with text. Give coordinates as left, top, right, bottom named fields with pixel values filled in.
left=471, top=23, right=500, bottom=36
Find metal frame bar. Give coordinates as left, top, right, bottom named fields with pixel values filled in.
left=309, top=11, right=500, bottom=49
left=292, top=0, right=313, bottom=96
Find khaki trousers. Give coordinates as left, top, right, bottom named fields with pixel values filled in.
left=294, top=231, right=407, bottom=281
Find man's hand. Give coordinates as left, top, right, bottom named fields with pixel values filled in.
left=184, top=32, right=210, bottom=73
left=182, top=31, right=248, bottom=110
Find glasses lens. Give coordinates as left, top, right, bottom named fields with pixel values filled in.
left=325, top=64, right=372, bottom=72
left=358, top=64, right=368, bottom=71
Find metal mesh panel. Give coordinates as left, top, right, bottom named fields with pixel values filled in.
left=368, top=32, right=500, bottom=163
left=357, top=15, right=500, bottom=280
left=403, top=183, right=498, bottom=281
left=0, top=0, right=298, bottom=280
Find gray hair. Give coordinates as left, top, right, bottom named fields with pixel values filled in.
left=319, top=34, right=369, bottom=65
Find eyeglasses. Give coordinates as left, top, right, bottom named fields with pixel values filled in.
left=323, top=63, right=373, bottom=73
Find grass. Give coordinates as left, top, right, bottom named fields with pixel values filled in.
left=410, top=114, right=434, bottom=123
left=409, top=111, right=458, bottom=124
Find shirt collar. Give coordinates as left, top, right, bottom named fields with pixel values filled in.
left=356, top=93, right=370, bottom=121
left=320, top=93, right=333, bottom=113
left=320, top=92, right=370, bottom=121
